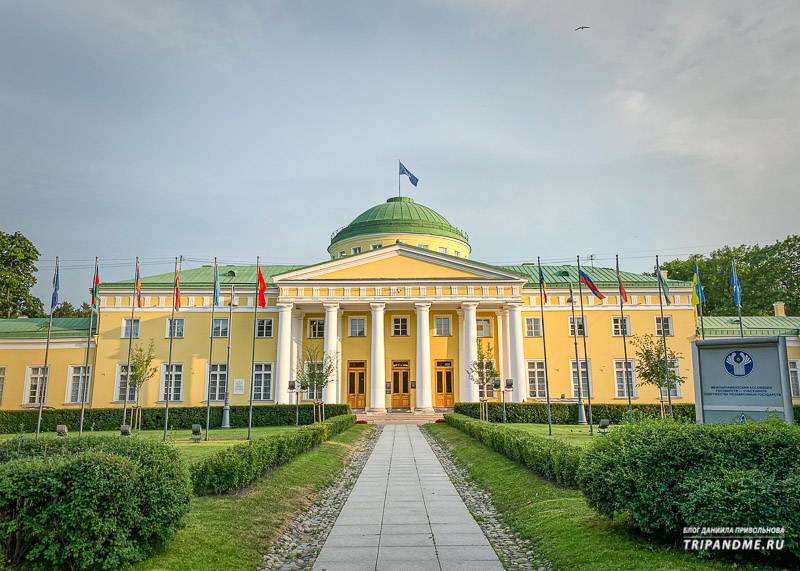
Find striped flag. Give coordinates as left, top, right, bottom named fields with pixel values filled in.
left=134, top=260, right=143, bottom=308
left=539, top=267, right=548, bottom=303
left=578, top=269, right=605, bottom=300
left=90, top=258, right=100, bottom=308
left=657, top=268, right=671, bottom=306
left=212, top=261, right=220, bottom=306
left=691, top=260, right=705, bottom=306
left=174, top=259, right=182, bottom=310
left=615, top=259, right=628, bottom=303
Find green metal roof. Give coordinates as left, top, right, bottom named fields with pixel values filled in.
left=101, top=264, right=307, bottom=290
left=0, top=317, right=96, bottom=339
left=499, top=264, right=691, bottom=289
left=329, top=197, right=469, bottom=247
left=702, top=316, right=800, bottom=337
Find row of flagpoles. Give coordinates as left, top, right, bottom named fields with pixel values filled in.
left=34, top=252, right=746, bottom=437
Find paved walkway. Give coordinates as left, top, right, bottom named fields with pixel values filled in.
left=313, top=424, right=503, bottom=571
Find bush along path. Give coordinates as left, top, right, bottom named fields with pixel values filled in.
left=260, top=425, right=381, bottom=570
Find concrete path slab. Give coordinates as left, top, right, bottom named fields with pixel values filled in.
left=313, top=424, right=503, bottom=570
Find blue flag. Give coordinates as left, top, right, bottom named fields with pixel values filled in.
left=399, top=161, right=419, bottom=187
left=731, top=258, right=742, bottom=309
left=212, top=264, right=220, bottom=306
left=51, top=263, right=60, bottom=312
left=691, top=260, right=705, bottom=305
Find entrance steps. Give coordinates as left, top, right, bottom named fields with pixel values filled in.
left=355, top=409, right=452, bottom=425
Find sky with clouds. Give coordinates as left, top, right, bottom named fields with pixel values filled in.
left=1, top=0, right=798, bottom=305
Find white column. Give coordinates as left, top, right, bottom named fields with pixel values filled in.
left=462, top=302, right=479, bottom=402
left=415, top=302, right=433, bottom=412
left=290, top=312, right=304, bottom=402
left=508, top=303, right=527, bottom=402
left=501, top=308, right=511, bottom=385
left=495, top=310, right=506, bottom=381
left=456, top=309, right=465, bottom=403
left=275, top=302, right=293, bottom=404
left=323, top=303, right=339, bottom=404
left=369, top=302, right=386, bottom=412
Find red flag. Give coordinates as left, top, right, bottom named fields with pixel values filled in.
left=134, top=261, right=143, bottom=308
left=174, top=262, right=181, bottom=310
left=257, top=262, right=267, bottom=308
left=615, top=257, right=629, bottom=303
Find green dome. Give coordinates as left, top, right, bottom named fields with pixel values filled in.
left=330, top=197, right=469, bottom=247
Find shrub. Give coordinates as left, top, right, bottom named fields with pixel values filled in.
left=444, top=413, right=585, bottom=488
left=579, top=419, right=800, bottom=549
left=0, top=437, right=191, bottom=569
left=192, top=414, right=356, bottom=495
left=453, top=401, right=696, bottom=424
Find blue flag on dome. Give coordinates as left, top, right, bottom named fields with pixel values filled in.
left=399, top=161, right=419, bottom=187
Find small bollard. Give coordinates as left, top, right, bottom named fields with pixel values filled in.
left=56, top=424, right=68, bottom=437
left=191, top=424, right=202, bottom=443
left=120, top=424, right=132, bottom=437
left=598, top=419, right=611, bottom=436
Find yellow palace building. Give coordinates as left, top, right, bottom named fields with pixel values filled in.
left=1, top=196, right=798, bottom=414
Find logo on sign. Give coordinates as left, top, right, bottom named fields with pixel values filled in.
left=724, top=351, right=754, bottom=378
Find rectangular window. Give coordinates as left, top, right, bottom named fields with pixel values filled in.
left=434, top=316, right=451, bottom=336
left=660, top=360, right=682, bottom=398
left=67, top=365, right=91, bottom=404
left=26, top=366, right=48, bottom=405
left=116, top=364, right=136, bottom=402
left=351, top=246, right=362, bottom=255
left=527, top=360, right=547, bottom=398
left=308, top=319, right=325, bottom=339
left=252, top=362, right=273, bottom=400
left=438, top=247, right=448, bottom=254
left=789, top=360, right=799, bottom=398
left=306, top=362, right=324, bottom=400
left=122, top=318, right=140, bottom=339
left=256, top=317, right=273, bottom=338
left=371, top=243, right=382, bottom=250
left=208, top=363, right=227, bottom=401
left=211, top=318, right=229, bottom=338
left=570, top=360, right=592, bottom=398
left=339, top=251, right=346, bottom=258
left=612, top=316, right=631, bottom=336
left=418, top=244, right=429, bottom=249
left=161, top=364, right=183, bottom=401
left=655, top=316, right=674, bottom=336
left=166, top=317, right=184, bottom=338
left=525, top=317, right=542, bottom=337
left=349, top=317, right=366, bottom=337
left=392, top=317, right=409, bottom=336
left=614, top=359, right=636, bottom=398
left=0, top=366, right=5, bottom=404
left=477, top=318, right=492, bottom=338
left=454, top=251, right=461, bottom=257
left=569, top=316, right=586, bottom=337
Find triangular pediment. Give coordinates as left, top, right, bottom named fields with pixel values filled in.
left=273, top=244, right=525, bottom=283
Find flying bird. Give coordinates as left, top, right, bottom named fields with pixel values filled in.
left=574, top=26, right=590, bottom=31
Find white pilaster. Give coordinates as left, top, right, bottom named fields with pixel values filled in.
left=323, top=303, right=339, bottom=404
left=462, top=302, right=479, bottom=402
left=501, top=308, right=511, bottom=386
left=275, top=302, right=293, bottom=404
left=508, top=303, right=527, bottom=402
left=456, top=309, right=465, bottom=403
left=290, top=312, right=304, bottom=403
left=369, top=302, right=386, bottom=412
left=415, top=302, right=433, bottom=412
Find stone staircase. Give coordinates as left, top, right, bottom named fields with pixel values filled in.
left=355, top=409, right=451, bottom=425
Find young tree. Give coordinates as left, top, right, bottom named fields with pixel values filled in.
left=129, top=340, right=158, bottom=431
left=294, top=344, right=337, bottom=422
left=466, top=340, right=499, bottom=420
left=631, top=334, right=685, bottom=418
left=0, top=230, right=43, bottom=318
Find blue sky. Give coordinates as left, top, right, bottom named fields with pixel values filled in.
left=1, top=1, right=798, bottom=305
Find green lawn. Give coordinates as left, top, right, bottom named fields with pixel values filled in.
left=424, top=423, right=748, bottom=571
left=503, top=423, right=601, bottom=446
left=134, top=424, right=373, bottom=571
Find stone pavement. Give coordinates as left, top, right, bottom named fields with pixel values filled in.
left=313, top=424, right=503, bottom=571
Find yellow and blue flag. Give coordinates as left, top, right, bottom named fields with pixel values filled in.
left=691, top=260, right=705, bottom=306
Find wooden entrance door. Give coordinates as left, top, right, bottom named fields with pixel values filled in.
left=435, top=360, right=454, bottom=407
left=391, top=361, right=410, bottom=409
left=346, top=361, right=366, bottom=409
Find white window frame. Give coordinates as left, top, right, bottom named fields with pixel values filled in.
left=612, top=315, right=631, bottom=336
left=338, top=250, right=346, bottom=258
left=434, top=315, right=451, bottom=337
left=121, top=318, right=140, bottom=339
left=568, top=316, right=586, bottom=337
left=371, top=243, right=382, bottom=250
left=614, top=359, right=637, bottom=399
left=789, top=360, right=800, bottom=398
left=525, top=317, right=542, bottom=337
left=165, top=317, right=184, bottom=339
left=211, top=317, right=229, bottom=338
left=477, top=318, right=492, bottom=338
left=66, top=365, right=91, bottom=404
left=655, top=315, right=674, bottom=336
left=252, top=362, right=273, bottom=401
left=438, top=246, right=448, bottom=254
left=308, top=319, right=325, bottom=339
left=418, top=244, right=429, bottom=250
left=256, top=317, right=274, bottom=338
left=160, top=363, right=183, bottom=402
left=115, top=363, right=136, bottom=403
left=660, top=360, right=682, bottom=398
left=392, top=316, right=409, bottom=337
left=351, top=246, right=362, bottom=255
left=305, top=362, right=324, bottom=401
left=454, top=250, right=461, bottom=257
left=570, top=360, right=593, bottom=399
left=349, top=316, right=366, bottom=337
left=527, top=360, right=547, bottom=399
left=0, top=365, right=5, bottom=405
left=24, top=366, right=48, bottom=405
left=207, top=363, right=227, bottom=401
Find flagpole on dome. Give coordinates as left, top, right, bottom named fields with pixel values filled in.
left=616, top=255, right=633, bottom=421
left=163, top=256, right=181, bottom=442
left=122, top=257, right=140, bottom=430
left=79, top=257, right=100, bottom=436
left=576, top=256, right=594, bottom=435
left=655, top=255, right=673, bottom=418
left=35, top=256, right=59, bottom=439
left=205, top=257, right=219, bottom=442
left=536, top=257, right=553, bottom=435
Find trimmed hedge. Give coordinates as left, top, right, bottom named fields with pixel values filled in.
left=579, top=419, right=800, bottom=552
left=0, top=436, right=191, bottom=569
left=0, top=403, right=352, bottom=434
left=444, top=413, right=584, bottom=488
left=453, top=401, right=697, bottom=424
left=192, top=414, right=356, bottom=495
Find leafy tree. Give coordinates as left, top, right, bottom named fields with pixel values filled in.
left=0, top=231, right=43, bottom=318
left=294, top=344, right=337, bottom=421
left=129, top=340, right=158, bottom=431
left=52, top=301, right=92, bottom=318
left=466, top=340, right=499, bottom=398
left=631, top=334, right=685, bottom=417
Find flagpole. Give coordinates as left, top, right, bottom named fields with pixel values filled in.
left=398, top=160, right=401, bottom=198
left=576, top=256, right=594, bottom=435
left=695, top=256, right=705, bottom=340
left=537, top=257, right=553, bottom=435
left=122, top=257, right=138, bottom=428
left=734, top=258, right=744, bottom=338
left=616, top=255, right=633, bottom=421
left=655, top=255, right=674, bottom=418
left=222, top=284, right=235, bottom=429
left=247, top=257, right=259, bottom=441
left=163, top=256, right=181, bottom=442
left=568, top=281, right=587, bottom=426
left=35, top=256, right=58, bottom=439
left=79, top=257, right=99, bottom=435
left=205, top=257, right=218, bottom=442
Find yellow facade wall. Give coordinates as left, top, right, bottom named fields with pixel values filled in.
left=311, top=256, right=483, bottom=281
left=328, top=233, right=470, bottom=260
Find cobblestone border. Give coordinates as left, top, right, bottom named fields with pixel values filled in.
left=421, top=425, right=549, bottom=571
left=259, top=425, right=383, bottom=571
